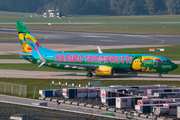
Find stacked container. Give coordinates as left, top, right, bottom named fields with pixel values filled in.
left=147, top=89, right=164, bottom=96
left=154, top=92, right=180, bottom=98
left=39, top=90, right=55, bottom=98
left=63, top=88, right=100, bottom=99
left=116, top=97, right=132, bottom=109
left=163, top=103, right=180, bottom=115
left=101, top=97, right=116, bottom=106
left=135, top=104, right=163, bottom=114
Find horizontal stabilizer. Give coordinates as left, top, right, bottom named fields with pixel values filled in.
left=20, top=53, right=32, bottom=57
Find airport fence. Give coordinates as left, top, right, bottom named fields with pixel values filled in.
left=33, top=86, right=51, bottom=99
left=33, top=83, right=68, bottom=99
left=0, top=82, right=28, bottom=97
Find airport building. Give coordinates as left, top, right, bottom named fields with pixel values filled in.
left=43, top=9, right=59, bottom=18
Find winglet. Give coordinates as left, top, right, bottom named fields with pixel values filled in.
left=37, top=51, right=46, bottom=67
left=97, top=46, right=103, bottom=53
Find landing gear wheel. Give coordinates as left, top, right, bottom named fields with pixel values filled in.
left=87, top=72, right=93, bottom=77
left=158, top=74, right=162, bottom=78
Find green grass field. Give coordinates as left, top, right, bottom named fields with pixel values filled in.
left=1, top=46, right=180, bottom=60
left=0, top=63, right=80, bottom=72
left=0, top=39, right=19, bottom=42
left=1, top=11, right=180, bottom=23
left=0, top=34, right=17, bottom=37
left=0, top=77, right=180, bottom=98
left=0, top=11, right=180, bottom=35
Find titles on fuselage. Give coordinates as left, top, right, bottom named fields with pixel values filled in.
left=54, top=54, right=132, bottom=64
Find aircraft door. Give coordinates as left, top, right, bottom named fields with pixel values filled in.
left=153, top=59, right=159, bottom=68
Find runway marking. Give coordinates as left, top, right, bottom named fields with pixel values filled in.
left=124, top=35, right=150, bottom=38
left=71, top=35, right=86, bottom=40
left=98, top=39, right=117, bottom=42
left=86, top=36, right=110, bottom=38
left=155, top=39, right=164, bottom=44
left=35, top=75, right=57, bottom=77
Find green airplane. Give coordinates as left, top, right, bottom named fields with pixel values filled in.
left=16, top=21, right=178, bottom=78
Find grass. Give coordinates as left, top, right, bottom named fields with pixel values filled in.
left=0, top=63, right=81, bottom=72
left=0, top=63, right=179, bottom=75
left=0, top=24, right=180, bottom=35
left=0, top=34, right=17, bottom=37
left=0, top=54, right=21, bottom=59
left=0, top=77, right=180, bottom=98
left=1, top=12, right=180, bottom=23
left=0, top=39, right=19, bottom=42
left=1, top=46, right=180, bottom=60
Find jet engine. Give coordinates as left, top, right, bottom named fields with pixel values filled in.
left=95, top=66, right=114, bottom=76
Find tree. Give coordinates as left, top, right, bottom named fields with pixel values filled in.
left=166, top=0, right=180, bottom=14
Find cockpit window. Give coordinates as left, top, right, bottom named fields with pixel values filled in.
left=163, top=60, right=171, bottom=63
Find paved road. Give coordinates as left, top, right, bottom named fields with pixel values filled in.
left=1, top=28, right=180, bottom=46
left=0, top=22, right=180, bottom=24
left=0, top=69, right=179, bottom=81
left=0, top=94, right=147, bottom=120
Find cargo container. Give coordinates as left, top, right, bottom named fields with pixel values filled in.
left=126, top=88, right=139, bottom=95
left=55, top=89, right=62, bottom=96
left=138, top=99, right=174, bottom=105
left=87, top=89, right=100, bottom=98
left=63, top=88, right=100, bottom=99
left=172, top=88, right=180, bottom=92
left=39, top=90, right=55, bottom=98
left=101, top=97, right=116, bottom=106
left=142, top=96, right=158, bottom=100
left=135, top=104, right=163, bottom=114
left=147, top=89, right=164, bottom=96
left=63, top=88, right=77, bottom=99
left=131, top=85, right=169, bottom=96
left=100, top=89, right=126, bottom=98
left=116, top=97, right=132, bottom=109
left=164, top=103, right=180, bottom=115
left=115, top=96, right=142, bottom=109
left=154, top=92, right=180, bottom=98
left=138, top=100, right=152, bottom=105
left=177, top=107, right=180, bottom=118
left=153, top=107, right=169, bottom=116
left=130, top=96, right=142, bottom=108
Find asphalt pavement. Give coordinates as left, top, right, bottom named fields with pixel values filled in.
left=1, top=28, right=180, bottom=46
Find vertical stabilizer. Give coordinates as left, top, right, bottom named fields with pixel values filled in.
left=16, top=21, right=40, bottom=53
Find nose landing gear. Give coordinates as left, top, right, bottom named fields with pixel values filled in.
left=158, top=74, right=162, bottom=78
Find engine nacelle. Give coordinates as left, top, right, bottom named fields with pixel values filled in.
left=95, top=66, right=114, bottom=76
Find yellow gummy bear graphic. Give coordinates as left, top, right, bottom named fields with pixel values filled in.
left=21, top=41, right=32, bottom=53
left=19, top=33, right=24, bottom=40
left=132, top=58, right=142, bottom=70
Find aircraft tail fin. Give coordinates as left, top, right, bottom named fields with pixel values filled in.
left=16, top=21, right=40, bottom=53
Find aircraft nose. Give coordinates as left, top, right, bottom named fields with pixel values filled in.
left=172, top=63, right=178, bottom=70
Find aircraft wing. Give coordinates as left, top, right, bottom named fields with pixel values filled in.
left=50, top=62, right=98, bottom=70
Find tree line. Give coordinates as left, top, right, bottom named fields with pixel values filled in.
left=0, top=0, right=180, bottom=15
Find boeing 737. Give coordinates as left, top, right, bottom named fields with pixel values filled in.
left=16, top=21, right=178, bottom=78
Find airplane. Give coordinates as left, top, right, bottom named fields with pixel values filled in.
left=16, top=21, right=178, bottom=78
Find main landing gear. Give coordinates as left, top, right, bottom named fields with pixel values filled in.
left=158, top=74, right=162, bottom=78
left=86, top=72, right=93, bottom=77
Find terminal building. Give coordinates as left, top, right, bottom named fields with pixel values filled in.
left=43, top=9, right=59, bottom=18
